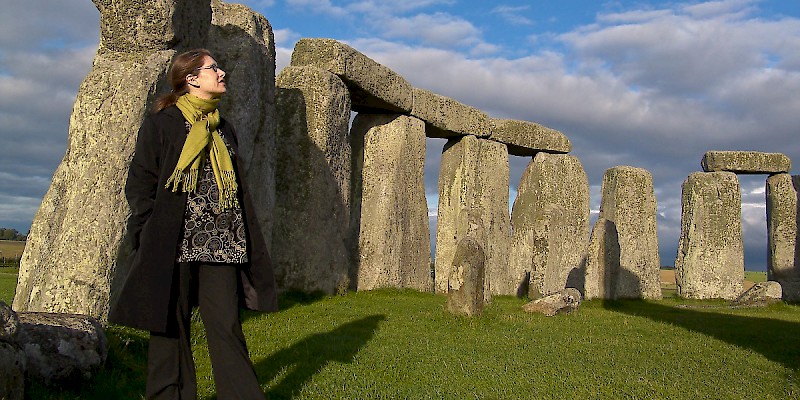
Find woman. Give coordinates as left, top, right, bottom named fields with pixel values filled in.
left=109, top=48, right=277, bottom=400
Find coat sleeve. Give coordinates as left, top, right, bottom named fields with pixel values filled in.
left=125, top=115, right=162, bottom=249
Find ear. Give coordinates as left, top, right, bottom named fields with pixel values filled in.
left=186, top=74, right=200, bottom=88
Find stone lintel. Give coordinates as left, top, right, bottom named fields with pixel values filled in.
left=489, top=118, right=571, bottom=156
left=411, top=88, right=490, bottom=138
left=290, top=38, right=413, bottom=113
left=701, top=151, right=791, bottom=174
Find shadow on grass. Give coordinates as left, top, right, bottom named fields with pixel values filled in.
left=602, top=299, right=800, bottom=371
left=253, top=314, right=386, bottom=400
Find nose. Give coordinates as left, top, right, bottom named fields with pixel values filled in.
left=218, top=68, right=226, bottom=79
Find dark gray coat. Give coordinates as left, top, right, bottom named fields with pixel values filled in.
left=108, top=105, right=277, bottom=333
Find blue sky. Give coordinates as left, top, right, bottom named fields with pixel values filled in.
left=2, top=0, right=800, bottom=270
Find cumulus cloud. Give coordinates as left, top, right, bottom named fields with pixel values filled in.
left=491, top=5, right=534, bottom=25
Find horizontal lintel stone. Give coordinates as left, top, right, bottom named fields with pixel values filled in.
left=488, top=118, right=571, bottom=156
left=411, top=88, right=490, bottom=138
left=289, top=38, right=413, bottom=113
left=701, top=151, right=791, bottom=174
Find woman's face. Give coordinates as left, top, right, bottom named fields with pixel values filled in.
left=186, top=56, right=226, bottom=99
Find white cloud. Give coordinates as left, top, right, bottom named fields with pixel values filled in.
left=286, top=0, right=348, bottom=17
left=379, top=12, right=483, bottom=48
left=491, top=5, right=534, bottom=25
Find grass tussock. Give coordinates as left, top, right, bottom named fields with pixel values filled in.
left=3, top=271, right=798, bottom=399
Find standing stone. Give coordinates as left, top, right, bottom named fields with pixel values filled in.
left=16, top=0, right=278, bottom=322
left=675, top=172, right=744, bottom=299
left=350, top=114, right=431, bottom=291
left=434, top=135, right=510, bottom=299
left=208, top=0, right=277, bottom=250
left=15, top=0, right=212, bottom=320
left=766, top=174, right=800, bottom=301
left=508, top=153, right=589, bottom=298
left=274, top=66, right=352, bottom=294
left=446, top=236, right=486, bottom=316
left=584, top=166, right=661, bottom=299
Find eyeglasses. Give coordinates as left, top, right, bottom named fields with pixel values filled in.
left=195, top=64, right=221, bottom=73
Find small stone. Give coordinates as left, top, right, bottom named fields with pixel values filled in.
left=522, top=288, right=582, bottom=316
left=446, top=236, right=486, bottom=316
left=0, top=301, right=19, bottom=342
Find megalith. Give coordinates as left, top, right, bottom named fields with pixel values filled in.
left=434, top=135, right=510, bottom=298
left=508, top=153, right=589, bottom=298
left=274, top=66, right=352, bottom=294
left=16, top=0, right=278, bottom=321
left=766, top=173, right=800, bottom=301
left=675, top=172, right=744, bottom=299
left=584, top=166, right=661, bottom=299
left=208, top=0, right=278, bottom=249
left=701, top=151, right=791, bottom=174
left=350, top=114, right=431, bottom=291
left=14, top=0, right=213, bottom=320
left=446, top=236, right=486, bottom=317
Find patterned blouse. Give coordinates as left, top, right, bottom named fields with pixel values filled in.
left=176, top=122, right=248, bottom=264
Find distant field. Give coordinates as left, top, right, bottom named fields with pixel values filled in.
left=0, top=240, right=25, bottom=259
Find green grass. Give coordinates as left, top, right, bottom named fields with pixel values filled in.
left=4, top=272, right=798, bottom=399
left=0, top=266, right=18, bottom=303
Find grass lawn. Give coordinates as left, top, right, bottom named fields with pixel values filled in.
left=4, top=270, right=798, bottom=399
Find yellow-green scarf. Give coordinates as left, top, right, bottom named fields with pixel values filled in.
left=165, top=94, right=238, bottom=210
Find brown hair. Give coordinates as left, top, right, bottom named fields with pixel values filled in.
left=152, top=48, right=214, bottom=112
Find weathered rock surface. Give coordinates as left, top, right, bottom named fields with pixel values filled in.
left=675, top=172, right=744, bottom=299
left=730, top=281, right=783, bottom=307
left=508, top=153, right=589, bottom=298
left=585, top=166, right=661, bottom=300
left=0, top=341, right=25, bottom=400
left=208, top=0, right=278, bottom=249
left=701, top=151, right=791, bottom=174
left=766, top=174, right=800, bottom=302
left=17, top=0, right=278, bottom=322
left=1, top=302, right=19, bottom=342
left=350, top=114, right=431, bottom=291
left=446, top=236, right=486, bottom=316
left=522, top=288, right=582, bottom=316
left=489, top=118, right=572, bottom=156
left=274, top=66, right=352, bottom=294
left=290, top=38, right=413, bottom=113
left=434, top=135, right=510, bottom=298
left=16, top=312, right=107, bottom=384
left=411, top=88, right=490, bottom=138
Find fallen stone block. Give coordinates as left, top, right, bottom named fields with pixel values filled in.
left=730, top=281, right=783, bottom=307
left=0, top=341, right=26, bottom=400
left=16, top=312, right=108, bottom=384
left=522, top=288, right=582, bottom=316
left=701, top=151, right=790, bottom=174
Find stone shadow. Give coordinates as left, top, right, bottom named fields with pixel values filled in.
left=252, top=314, right=386, bottom=399
left=601, top=268, right=800, bottom=372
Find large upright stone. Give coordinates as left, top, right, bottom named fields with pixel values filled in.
left=350, top=114, right=431, bottom=291
left=508, top=153, right=589, bottom=298
left=584, top=167, right=661, bottom=299
left=208, top=0, right=277, bottom=249
left=446, top=236, right=486, bottom=317
left=766, top=174, right=800, bottom=301
left=17, top=0, right=278, bottom=322
left=489, top=118, right=572, bottom=156
left=410, top=88, right=490, bottom=138
left=434, top=136, right=510, bottom=298
left=290, top=38, right=413, bottom=113
left=701, top=151, right=790, bottom=174
left=15, top=0, right=213, bottom=320
left=675, top=172, right=744, bottom=299
left=274, top=66, right=352, bottom=294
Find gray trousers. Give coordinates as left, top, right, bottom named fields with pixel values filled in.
left=146, top=262, right=265, bottom=400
